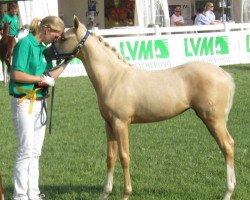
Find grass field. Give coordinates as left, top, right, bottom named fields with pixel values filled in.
left=0, top=64, right=249, bottom=200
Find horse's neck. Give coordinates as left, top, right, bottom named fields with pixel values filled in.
left=80, top=35, right=126, bottom=89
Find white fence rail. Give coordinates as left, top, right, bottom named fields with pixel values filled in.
left=92, top=22, right=250, bottom=36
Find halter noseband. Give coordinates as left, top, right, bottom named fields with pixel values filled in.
left=51, top=30, right=90, bottom=60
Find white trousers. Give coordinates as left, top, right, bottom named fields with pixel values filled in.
left=11, top=98, right=46, bottom=200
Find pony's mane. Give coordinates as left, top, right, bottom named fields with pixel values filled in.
left=90, top=32, right=133, bottom=66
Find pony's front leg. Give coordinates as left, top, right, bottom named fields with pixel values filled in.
left=114, top=120, right=132, bottom=200
left=99, top=122, right=118, bottom=200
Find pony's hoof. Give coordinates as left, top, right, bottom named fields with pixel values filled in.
left=122, top=194, right=130, bottom=200
left=99, top=193, right=109, bottom=200
left=223, top=193, right=232, bottom=200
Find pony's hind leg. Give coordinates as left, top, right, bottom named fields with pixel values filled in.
left=193, top=74, right=236, bottom=200
left=218, top=127, right=236, bottom=200
left=99, top=122, right=118, bottom=200
left=201, top=116, right=236, bottom=200
left=2, top=61, right=8, bottom=86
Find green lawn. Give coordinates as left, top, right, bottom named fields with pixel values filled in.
left=0, top=64, right=249, bottom=199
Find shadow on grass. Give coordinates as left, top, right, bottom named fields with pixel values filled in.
left=3, top=185, right=102, bottom=200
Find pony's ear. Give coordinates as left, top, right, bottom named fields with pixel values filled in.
left=73, top=15, right=80, bottom=30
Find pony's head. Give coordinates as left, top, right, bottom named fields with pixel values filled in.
left=44, top=16, right=89, bottom=62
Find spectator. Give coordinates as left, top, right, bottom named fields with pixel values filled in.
left=194, top=7, right=220, bottom=25
left=170, top=6, right=184, bottom=26
left=205, top=2, right=221, bottom=24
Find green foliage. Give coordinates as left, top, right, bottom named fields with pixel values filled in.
left=0, top=64, right=249, bottom=199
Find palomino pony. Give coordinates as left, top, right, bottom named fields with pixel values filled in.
left=0, top=23, right=16, bottom=86
left=44, top=16, right=236, bottom=200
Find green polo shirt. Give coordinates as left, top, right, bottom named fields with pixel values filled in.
left=2, top=12, right=19, bottom=37
left=9, top=33, right=53, bottom=98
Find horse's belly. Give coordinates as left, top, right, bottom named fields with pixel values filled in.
left=131, top=101, right=189, bottom=123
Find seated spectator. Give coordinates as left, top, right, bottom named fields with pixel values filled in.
left=194, top=8, right=220, bottom=25
left=170, top=6, right=185, bottom=26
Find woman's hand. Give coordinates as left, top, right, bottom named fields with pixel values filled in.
left=40, top=75, right=55, bottom=87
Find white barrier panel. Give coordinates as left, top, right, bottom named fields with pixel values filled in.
left=1, top=30, right=250, bottom=80
left=239, top=32, right=250, bottom=64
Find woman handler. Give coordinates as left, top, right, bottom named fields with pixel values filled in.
left=9, top=16, right=70, bottom=200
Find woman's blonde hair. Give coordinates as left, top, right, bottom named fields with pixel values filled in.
left=175, top=6, right=181, bottom=12
left=29, top=16, right=65, bottom=35
left=205, top=2, right=214, bottom=9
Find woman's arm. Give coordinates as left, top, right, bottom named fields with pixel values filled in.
left=11, top=70, right=42, bottom=83
left=12, top=60, right=71, bottom=86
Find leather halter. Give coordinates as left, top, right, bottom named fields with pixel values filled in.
left=51, top=30, right=90, bottom=60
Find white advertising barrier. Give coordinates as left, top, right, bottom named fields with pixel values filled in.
left=1, top=31, right=250, bottom=81
left=239, top=32, right=250, bottom=64
left=61, top=30, right=250, bottom=77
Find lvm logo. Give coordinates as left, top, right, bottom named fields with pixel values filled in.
left=184, top=36, right=229, bottom=57
left=119, top=39, right=169, bottom=61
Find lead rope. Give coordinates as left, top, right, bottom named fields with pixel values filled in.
left=40, top=86, right=49, bottom=126
left=40, top=98, right=47, bottom=125
left=49, top=86, right=55, bottom=134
